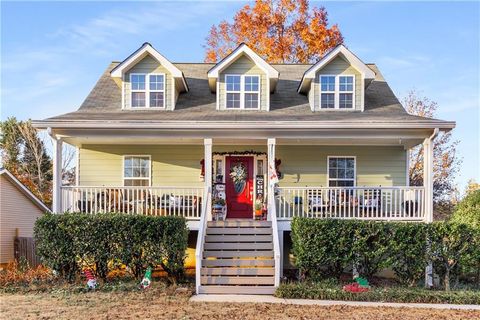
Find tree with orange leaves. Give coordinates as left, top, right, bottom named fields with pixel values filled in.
left=204, top=0, right=343, bottom=63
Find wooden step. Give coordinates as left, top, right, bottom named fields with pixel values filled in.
left=198, top=285, right=276, bottom=295
left=206, top=227, right=272, bottom=235
left=201, top=276, right=275, bottom=285
left=208, top=220, right=272, bottom=228
left=204, top=250, right=274, bottom=258
left=201, top=267, right=275, bottom=276
left=204, top=242, right=273, bottom=250
left=202, top=259, right=275, bottom=267
left=205, top=235, right=273, bottom=243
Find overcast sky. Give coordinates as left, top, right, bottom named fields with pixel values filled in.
left=1, top=1, right=479, bottom=191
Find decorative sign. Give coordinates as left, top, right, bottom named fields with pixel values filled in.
left=256, top=175, right=264, bottom=199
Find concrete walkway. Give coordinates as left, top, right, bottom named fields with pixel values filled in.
left=190, top=294, right=480, bottom=310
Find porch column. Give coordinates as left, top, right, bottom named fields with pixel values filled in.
left=423, top=137, right=434, bottom=223
left=204, top=138, right=213, bottom=220
left=267, top=138, right=276, bottom=211
left=52, top=136, right=63, bottom=213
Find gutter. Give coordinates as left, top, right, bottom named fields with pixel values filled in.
left=33, top=120, right=456, bottom=131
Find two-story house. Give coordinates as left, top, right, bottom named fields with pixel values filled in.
left=33, top=42, right=455, bottom=294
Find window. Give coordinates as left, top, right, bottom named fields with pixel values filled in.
left=319, top=75, right=355, bottom=110
left=130, top=73, right=165, bottom=108
left=339, top=76, right=354, bottom=109
left=131, top=74, right=146, bottom=107
left=244, top=76, right=259, bottom=109
left=225, top=74, right=260, bottom=109
left=123, top=156, right=151, bottom=186
left=328, top=157, right=355, bottom=187
left=149, top=74, right=164, bottom=108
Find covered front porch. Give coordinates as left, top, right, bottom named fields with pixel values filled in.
left=50, top=126, right=437, bottom=228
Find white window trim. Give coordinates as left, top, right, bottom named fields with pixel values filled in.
left=122, top=155, right=152, bottom=186
left=129, top=73, right=166, bottom=109
left=224, top=74, right=260, bottom=110
left=319, top=74, right=355, bottom=110
left=326, top=156, right=357, bottom=187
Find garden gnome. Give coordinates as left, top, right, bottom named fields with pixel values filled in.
left=139, top=267, right=153, bottom=289
left=84, top=269, right=98, bottom=290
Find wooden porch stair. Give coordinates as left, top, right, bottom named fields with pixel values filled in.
left=198, top=220, right=276, bottom=295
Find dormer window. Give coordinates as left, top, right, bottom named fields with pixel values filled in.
left=320, top=75, right=355, bottom=110
left=339, top=76, right=354, bottom=109
left=130, top=73, right=165, bottom=108
left=225, top=74, right=260, bottom=109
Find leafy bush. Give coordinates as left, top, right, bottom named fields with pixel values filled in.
left=34, top=213, right=78, bottom=282
left=291, top=218, right=478, bottom=289
left=291, top=219, right=354, bottom=279
left=450, top=190, right=480, bottom=284
left=275, top=281, right=480, bottom=304
left=428, top=222, right=475, bottom=291
left=388, top=222, right=429, bottom=286
left=34, top=213, right=188, bottom=283
left=450, top=190, right=480, bottom=228
left=352, top=222, right=390, bottom=278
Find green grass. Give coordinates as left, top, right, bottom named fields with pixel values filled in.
left=275, top=280, right=480, bottom=305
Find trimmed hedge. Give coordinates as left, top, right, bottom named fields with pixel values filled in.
left=34, top=213, right=188, bottom=283
left=291, top=218, right=479, bottom=289
left=275, top=281, right=480, bottom=304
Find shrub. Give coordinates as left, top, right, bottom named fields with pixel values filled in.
left=388, top=222, right=429, bottom=286
left=34, top=213, right=188, bottom=283
left=291, top=218, right=354, bottom=279
left=428, top=222, right=475, bottom=291
left=352, top=221, right=390, bottom=278
left=291, top=218, right=477, bottom=289
left=34, top=213, right=78, bottom=282
left=450, top=190, right=480, bottom=228
left=450, top=190, right=480, bottom=284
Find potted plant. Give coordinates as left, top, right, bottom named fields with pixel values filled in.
left=255, top=197, right=263, bottom=219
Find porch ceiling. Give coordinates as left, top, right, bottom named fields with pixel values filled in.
left=50, top=127, right=433, bottom=149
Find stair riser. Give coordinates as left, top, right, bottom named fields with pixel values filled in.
left=204, top=242, right=273, bottom=250
left=202, top=259, right=275, bottom=267
left=201, top=267, right=275, bottom=276
left=201, top=276, right=275, bottom=285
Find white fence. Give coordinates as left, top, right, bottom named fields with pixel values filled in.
left=60, top=186, right=204, bottom=219
left=276, top=186, right=425, bottom=221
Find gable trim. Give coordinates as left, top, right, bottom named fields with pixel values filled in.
left=0, top=169, right=51, bottom=212
left=110, top=42, right=188, bottom=92
left=207, top=43, right=279, bottom=92
left=298, top=44, right=375, bottom=94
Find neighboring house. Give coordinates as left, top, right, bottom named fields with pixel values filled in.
left=33, top=42, right=455, bottom=294
left=0, top=169, right=50, bottom=265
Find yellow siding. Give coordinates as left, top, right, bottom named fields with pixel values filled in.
left=123, top=55, right=176, bottom=110
left=218, top=55, right=268, bottom=110
left=277, top=146, right=407, bottom=187
left=79, top=145, right=203, bottom=187
left=0, top=175, right=44, bottom=264
left=313, top=56, right=362, bottom=111
left=79, top=145, right=405, bottom=188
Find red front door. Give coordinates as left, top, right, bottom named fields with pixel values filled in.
left=225, top=156, right=254, bottom=219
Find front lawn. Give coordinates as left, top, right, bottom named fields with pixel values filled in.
left=275, top=280, right=480, bottom=305
left=2, top=289, right=480, bottom=320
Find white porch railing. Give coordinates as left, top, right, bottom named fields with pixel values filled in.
left=60, top=186, right=204, bottom=220
left=195, top=187, right=210, bottom=294
left=276, top=186, right=426, bottom=221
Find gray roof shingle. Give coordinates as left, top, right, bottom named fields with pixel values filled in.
left=40, top=62, right=450, bottom=125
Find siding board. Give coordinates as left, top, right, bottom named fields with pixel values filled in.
left=79, top=145, right=406, bottom=188
left=0, top=176, right=44, bottom=264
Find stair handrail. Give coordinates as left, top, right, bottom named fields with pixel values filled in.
left=269, top=187, right=281, bottom=288
left=195, top=187, right=210, bottom=294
